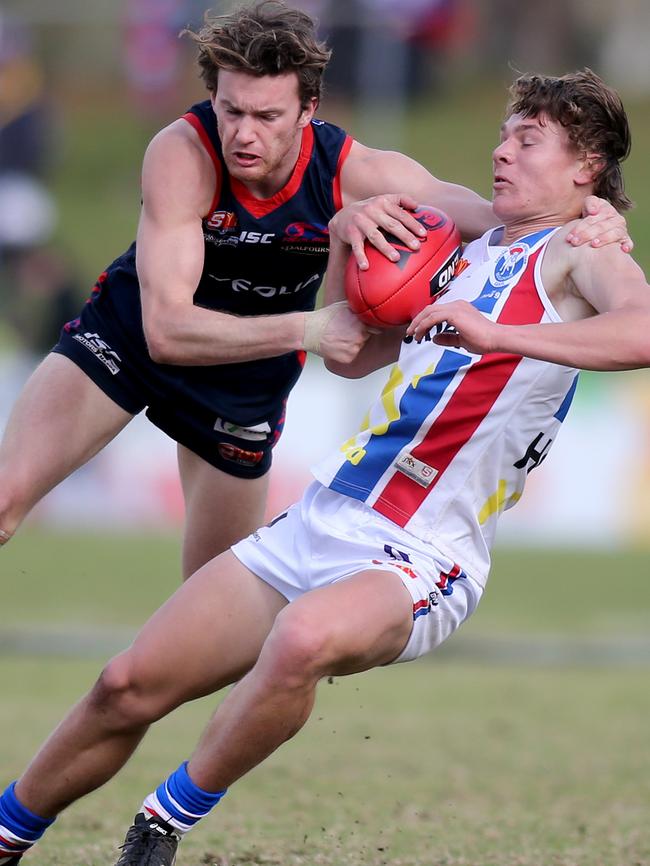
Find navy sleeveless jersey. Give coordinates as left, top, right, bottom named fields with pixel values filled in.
left=88, top=100, right=352, bottom=427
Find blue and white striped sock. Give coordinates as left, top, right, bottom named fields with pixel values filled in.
left=141, top=763, right=227, bottom=836
left=0, top=781, right=55, bottom=863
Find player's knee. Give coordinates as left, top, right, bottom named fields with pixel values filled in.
left=0, top=457, right=46, bottom=533
left=0, top=477, right=29, bottom=533
left=263, top=606, right=335, bottom=685
left=88, top=653, right=166, bottom=730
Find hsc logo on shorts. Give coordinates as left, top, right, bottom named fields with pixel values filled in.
left=72, top=332, right=121, bottom=375
left=371, top=544, right=419, bottom=581
left=370, top=545, right=468, bottom=621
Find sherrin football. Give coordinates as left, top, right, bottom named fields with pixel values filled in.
left=344, top=206, right=462, bottom=327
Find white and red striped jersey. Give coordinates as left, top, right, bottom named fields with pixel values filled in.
left=313, top=226, right=579, bottom=587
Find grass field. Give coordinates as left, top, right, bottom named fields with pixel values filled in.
left=4, top=529, right=650, bottom=639
left=2, top=530, right=649, bottom=865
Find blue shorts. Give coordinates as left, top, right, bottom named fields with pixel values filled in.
left=52, top=277, right=293, bottom=480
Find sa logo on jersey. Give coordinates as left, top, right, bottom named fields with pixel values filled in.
left=206, top=210, right=238, bottom=230
left=491, top=242, right=529, bottom=288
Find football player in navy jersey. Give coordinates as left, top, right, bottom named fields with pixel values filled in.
left=0, top=0, right=632, bottom=583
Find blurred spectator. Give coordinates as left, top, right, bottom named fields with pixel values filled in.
left=405, top=0, right=476, bottom=91
left=123, top=0, right=195, bottom=116
left=0, top=172, right=55, bottom=251
left=0, top=11, right=51, bottom=178
left=0, top=171, right=81, bottom=403
left=0, top=11, right=82, bottom=391
left=320, top=0, right=467, bottom=104
left=0, top=241, right=81, bottom=360
left=477, top=0, right=591, bottom=73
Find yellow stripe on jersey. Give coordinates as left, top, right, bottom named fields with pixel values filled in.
left=340, top=363, right=405, bottom=464
left=478, top=479, right=522, bottom=525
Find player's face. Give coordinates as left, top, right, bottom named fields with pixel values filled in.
left=212, top=69, right=317, bottom=194
left=492, top=112, right=591, bottom=225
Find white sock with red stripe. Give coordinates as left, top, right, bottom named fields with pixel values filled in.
left=140, top=762, right=226, bottom=835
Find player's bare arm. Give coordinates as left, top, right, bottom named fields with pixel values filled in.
left=407, top=240, right=650, bottom=370
left=339, top=142, right=495, bottom=249
left=335, top=144, right=632, bottom=267
left=137, top=122, right=367, bottom=366
left=322, top=235, right=403, bottom=379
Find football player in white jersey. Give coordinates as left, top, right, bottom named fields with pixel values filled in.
left=1, top=69, right=649, bottom=866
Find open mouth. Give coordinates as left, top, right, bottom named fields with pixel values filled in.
left=233, top=151, right=261, bottom=167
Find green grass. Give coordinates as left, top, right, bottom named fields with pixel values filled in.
left=3, top=529, right=649, bottom=638
left=1, top=658, right=649, bottom=866
left=3, top=529, right=180, bottom=629
left=1, top=530, right=649, bottom=863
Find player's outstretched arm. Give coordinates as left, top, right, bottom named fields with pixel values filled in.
left=136, top=124, right=366, bottom=366
left=336, top=144, right=633, bottom=266
left=339, top=142, right=495, bottom=250
left=407, top=244, right=650, bottom=371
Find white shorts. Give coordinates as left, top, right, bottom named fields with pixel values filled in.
left=232, top=482, right=483, bottom=663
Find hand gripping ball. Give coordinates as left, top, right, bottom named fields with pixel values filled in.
left=344, top=206, right=462, bottom=327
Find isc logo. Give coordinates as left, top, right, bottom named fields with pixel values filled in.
left=238, top=231, right=274, bottom=244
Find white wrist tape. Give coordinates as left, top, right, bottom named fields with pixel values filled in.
left=303, top=301, right=348, bottom=355
left=0, top=529, right=12, bottom=544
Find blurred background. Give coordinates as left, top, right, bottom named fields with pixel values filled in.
left=1, top=0, right=650, bottom=549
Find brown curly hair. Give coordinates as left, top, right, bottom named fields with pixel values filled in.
left=507, top=69, right=632, bottom=211
left=183, top=1, right=331, bottom=109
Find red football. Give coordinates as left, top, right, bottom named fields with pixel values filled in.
left=344, top=206, right=462, bottom=327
